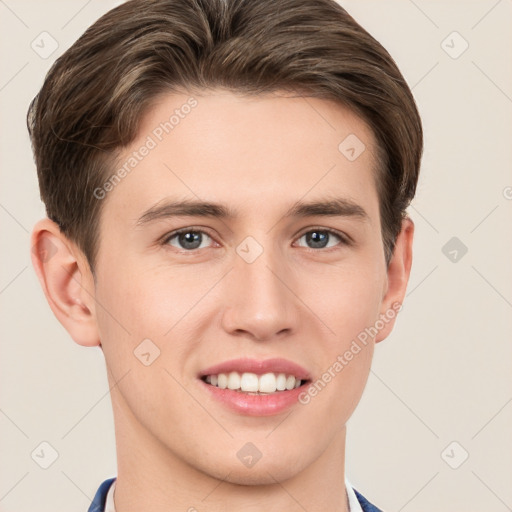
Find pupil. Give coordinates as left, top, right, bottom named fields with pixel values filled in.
left=307, top=231, right=328, bottom=248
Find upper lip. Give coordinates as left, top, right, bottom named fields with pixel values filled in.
left=199, top=358, right=311, bottom=380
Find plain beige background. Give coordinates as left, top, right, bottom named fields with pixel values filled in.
left=1, top=1, right=511, bottom=511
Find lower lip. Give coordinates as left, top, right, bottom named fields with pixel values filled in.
left=199, top=379, right=309, bottom=416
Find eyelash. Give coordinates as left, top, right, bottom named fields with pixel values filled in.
left=160, top=226, right=352, bottom=253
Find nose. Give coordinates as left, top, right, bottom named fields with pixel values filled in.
left=220, top=243, right=300, bottom=342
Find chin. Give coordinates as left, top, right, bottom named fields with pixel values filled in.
left=222, top=466, right=298, bottom=486
left=199, top=450, right=308, bottom=486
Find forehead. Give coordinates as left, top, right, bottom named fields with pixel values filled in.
left=103, top=89, right=381, bottom=226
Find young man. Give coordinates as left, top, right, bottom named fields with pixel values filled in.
left=27, top=0, right=422, bottom=510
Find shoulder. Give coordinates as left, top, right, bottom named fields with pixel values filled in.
left=88, top=477, right=116, bottom=512
left=353, top=487, right=384, bottom=512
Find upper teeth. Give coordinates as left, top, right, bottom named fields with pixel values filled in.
left=205, top=372, right=302, bottom=393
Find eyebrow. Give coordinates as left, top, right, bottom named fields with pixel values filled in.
left=136, top=197, right=369, bottom=226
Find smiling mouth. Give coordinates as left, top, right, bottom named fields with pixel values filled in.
left=201, top=371, right=309, bottom=395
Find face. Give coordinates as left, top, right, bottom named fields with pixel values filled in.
left=62, top=90, right=409, bottom=484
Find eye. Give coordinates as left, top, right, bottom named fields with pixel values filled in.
left=294, top=228, right=347, bottom=250
left=161, top=227, right=349, bottom=252
left=163, top=229, right=214, bottom=251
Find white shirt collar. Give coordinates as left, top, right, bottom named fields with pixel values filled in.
left=345, top=478, right=364, bottom=512
left=104, top=477, right=363, bottom=512
left=104, top=479, right=116, bottom=512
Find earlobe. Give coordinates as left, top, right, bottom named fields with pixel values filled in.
left=30, top=218, right=100, bottom=347
left=374, top=217, right=414, bottom=343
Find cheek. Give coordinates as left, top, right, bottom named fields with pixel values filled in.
left=93, top=265, right=194, bottom=426
left=303, top=259, right=385, bottom=343
left=94, top=260, right=213, bottom=387
left=95, top=259, right=193, bottom=337
left=333, top=279, right=383, bottom=341
left=300, top=262, right=384, bottom=409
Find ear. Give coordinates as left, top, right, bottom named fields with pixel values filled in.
left=374, top=217, right=414, bottom=343
left=30, top=218, right=100, bottom=347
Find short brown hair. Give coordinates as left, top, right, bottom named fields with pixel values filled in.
left=27, top=0, right=422, bottom=270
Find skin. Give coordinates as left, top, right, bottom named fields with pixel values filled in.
left=31, top=89, right=413, bottom=512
